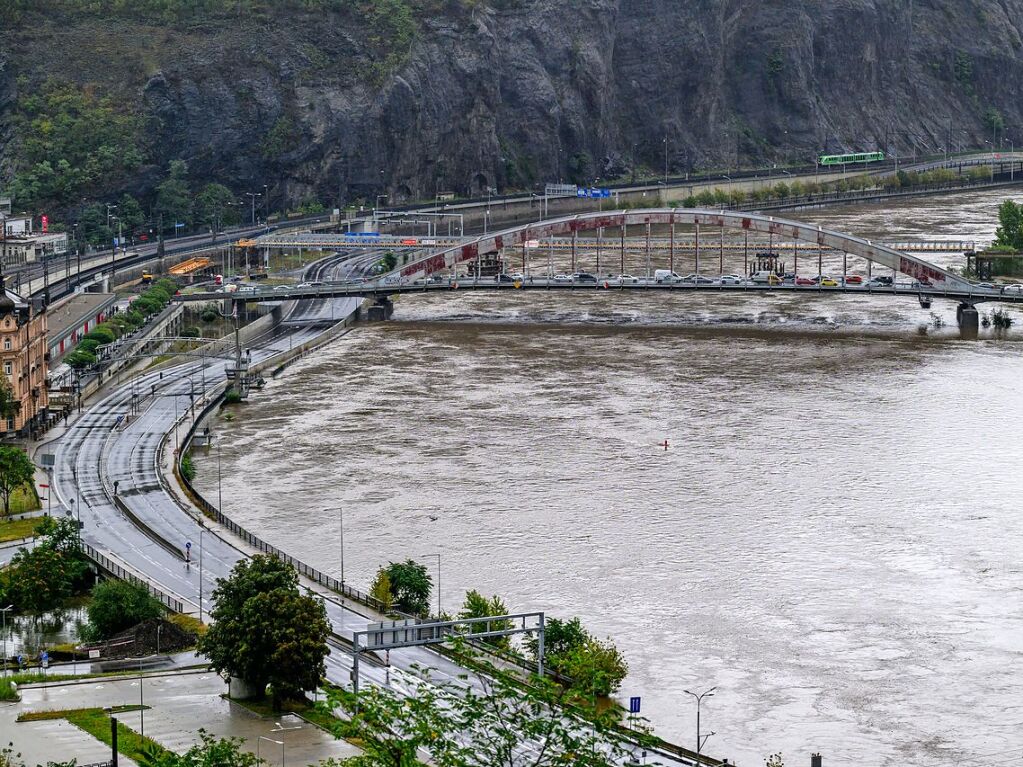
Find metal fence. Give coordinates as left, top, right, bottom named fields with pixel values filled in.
left=175, top=318, right=392, bottom=616
left=82, top=542, right=186, bottom=613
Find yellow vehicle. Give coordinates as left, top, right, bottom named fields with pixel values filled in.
left=767, top=273, right=783, bottom=286
left=141, top=272, right=153, bottom=285
left=819, top=277, right=839, bottom=287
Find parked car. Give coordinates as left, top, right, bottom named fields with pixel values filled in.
left=683, top=273, right=716, bottom=284
left=553, top=274, right=572, bottom=283
left=572, top=272, right=598, bottom=283
left=617, top=274, right=640, bottom=284
left=819, top=277, right=840, bottom=287
left=273, top=285, right=292, bottom=292
left=844, top=274, right=864, bottom=285
left=719, top=274, right=745, bottom=285
left=795, top=276, right=815, bottom=286
left=750, top=270, right=780, bottom=284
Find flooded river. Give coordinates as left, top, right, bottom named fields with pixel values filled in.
left=195, top=188, right=1023, bottom=766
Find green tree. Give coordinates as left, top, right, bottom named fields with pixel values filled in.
left=197, top=555, right=330, bottom=711
left=368, top=569, right=393, bottom=612
left=994, top=200, right=1023, bottom=251
left=459, top=590, right=512, bottom=650
left=323, top=648, right=646, bottom=767
left=0, top=446, right=34, bottom=518
left=194, top=183, right=237, bottom=231
left=0, top=375, right=18, bottom=423
left=118, top=193, right=146, bottom=234
left=154, top=160, right=192, bottom=230
left=63, top=349, right=97, bottom=370
left=382, top=560, right=432, bottom=615
left=526, top=616, right=627, bottom=697
left=2, top=518, right=89, bottom=614
left=84, top=580, right=163, bottom=640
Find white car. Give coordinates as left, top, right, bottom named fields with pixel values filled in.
left=719, top=274, right=745, bottom=285
left=508, top=273, right=525, bottom=282
left=617, top=274, right=640, bottom=284
left=237, top=286, right=256, bottom=293
left=553, top=274, right=572, bottom=283
left=273, top=285, right=292, bottom=292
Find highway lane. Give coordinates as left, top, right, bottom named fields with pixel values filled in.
left=50, top=250, right=482, bottom=710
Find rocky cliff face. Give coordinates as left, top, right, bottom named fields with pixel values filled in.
left=2, top=0, right=1022, bottom=207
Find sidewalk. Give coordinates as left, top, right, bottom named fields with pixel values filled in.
left=3, top=670, right=359, bottom=765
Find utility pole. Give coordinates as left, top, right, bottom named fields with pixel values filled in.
left=245, top=192, right=261, bottom=226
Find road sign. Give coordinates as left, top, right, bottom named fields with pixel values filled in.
left=89, top=649, right=100, bottom=659
left=185, top=541, right=192, bottom=550
left=576, top=187, right=611, bottom=199
left=629, top=696, right=641, bottom=714
left=545, top=183, right=578, bottom=198
left=41, top=651, right=49, bottom=669
left=40, top=453, right=55, bottom=467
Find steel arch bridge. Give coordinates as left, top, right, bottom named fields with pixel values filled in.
left=386, top=208, right=975, bottom=292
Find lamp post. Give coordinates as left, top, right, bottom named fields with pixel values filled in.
left=199, top=527, right=206, bottom=623
left=257, top=737, right=283, bottom=766
left=245, top=192, right=262, bottom=226
left=422, top=553, right=441, bottom=617
left=139, top=656, right=145, bottom=736
left=215, top=436, right=223, bottom=513
left=684, top=686, right=717, bottom=763
left=1, top=605, right=13, bottom=676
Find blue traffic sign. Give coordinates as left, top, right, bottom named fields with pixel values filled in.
left=577, top=188, right=611, bottom=199
left=185, top=541, right=192, bottom=549
left=40, top=651, right=48, bottom=661
left=629, top=696, right=641, bottom=714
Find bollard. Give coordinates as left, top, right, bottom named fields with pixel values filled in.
left=811, top=753, right=822, bottom=767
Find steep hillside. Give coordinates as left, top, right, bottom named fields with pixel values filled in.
left=1, top=0, right=1021, bottom=214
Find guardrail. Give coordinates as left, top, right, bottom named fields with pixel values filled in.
left=81, top=541, right=187, bottom=613
left=169, top=311, right=392, bottom=615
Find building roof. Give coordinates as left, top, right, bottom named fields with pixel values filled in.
left=47, top=292, right=117, bottom=341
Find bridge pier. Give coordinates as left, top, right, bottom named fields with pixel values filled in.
left=957, top=302, right=979, bottom=339
left=366, top=295, right=394, bottom=322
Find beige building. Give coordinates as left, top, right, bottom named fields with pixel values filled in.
left=0, top=289, right=49, bottom=437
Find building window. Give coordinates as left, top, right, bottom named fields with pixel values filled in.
left=5, top=419, right=12, bottom=431
left=2, top=339, right=9, bottom=351
left=3, top=362, right=11, bottom=377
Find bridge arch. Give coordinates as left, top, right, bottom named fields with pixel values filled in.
left=387, top=208, right=974, bottom=292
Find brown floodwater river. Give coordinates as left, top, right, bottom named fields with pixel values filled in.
left=195, top=188, right=1023, bottom=766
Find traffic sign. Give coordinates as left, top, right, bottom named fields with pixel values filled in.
left=185, top=541, right=192, bottom=549
left=41, top=651, right=49, bottom=669
left=577, top=187, right=611, bottom=199
left=629, top=696, right=641, bottom=714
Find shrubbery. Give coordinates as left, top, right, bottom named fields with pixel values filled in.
left=82, top=580, right=163, bottom=640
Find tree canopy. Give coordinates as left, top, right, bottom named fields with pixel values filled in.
left=381, top=560, right=432, bottom=615
left=994, top=199, right=1023, bottom=251
left=84, top=579, right=164, bottom=640
left=197, top=554, right=330, bottom=710
left=0, top=517, right=90, bottom=614
left=324, top=649, right=648, bottom=767
left=0, top=446, right=35, bottom=517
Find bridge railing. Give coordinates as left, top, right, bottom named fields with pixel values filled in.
left=81, top=541, right=187, bottom=613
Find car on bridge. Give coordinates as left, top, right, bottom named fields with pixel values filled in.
left=682, top=273, right=716, bottom=285
left=750, top=271, right=781, bottom=285
left=844, top=275, right=864, bottom=285
left=552, top=274, right=572, bottom=283
left=719, top=274, right=745, bottom=285
left=795, top=276, right=815, bottom=286
left=654, top=270, right=684, bottom=284
left=616, top=274, right=640, bottom=284
left=819, top=277, right=840, bottom=287
left=571, top=272, right=598, bottom=283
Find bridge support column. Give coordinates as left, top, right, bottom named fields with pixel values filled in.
left=957, top=303, right=979, bottom=339
left=367, top=295, right=394, bottom=322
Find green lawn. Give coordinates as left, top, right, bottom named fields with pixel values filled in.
left=6, top=485, right=41, bottom=516
left=0, top=516, right=42, bottom=543
left=18, top=706, right=166, bottom=762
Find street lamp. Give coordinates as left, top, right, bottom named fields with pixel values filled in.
left=245, top=192, right=262, bottom=226
left=422, top=553, right=441, bottom=617
left=199, top=527, right=207, bottom=623
left=684, top=686, right=717, bottom=763
left=1, top=605, right=13, bottom=676
left=257, top=736, right=283, bottom=766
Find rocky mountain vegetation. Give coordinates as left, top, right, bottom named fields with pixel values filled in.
left=1, top=0, right=1021, bottom=219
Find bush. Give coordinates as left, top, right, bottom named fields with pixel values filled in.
left=526, top=616, right=628, bottom=697
left=75, top=339, right=101, bottom=355
left=84, top=579, right=163, bottom=640
left=180, top=453, right=196, bottom=482
left=199, top=307, right=220, bottom=323
left=180, top=327, right=201, bottom=338
left=83, top=327, right=116, bottom=345
left=63, top=349, right=97, bottom=369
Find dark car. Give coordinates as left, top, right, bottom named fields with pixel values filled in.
left=496, top=273, right=515, bottom=283
left=572, top=272, right=597, bottom=283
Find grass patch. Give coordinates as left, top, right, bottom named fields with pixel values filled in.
left=0, top=677, right=18, bottom=701
left=0, top=516, right=42, bottom=543
left=18, top=706, right=167, bottom=763
left=8, top=486, right=41, bottom=515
